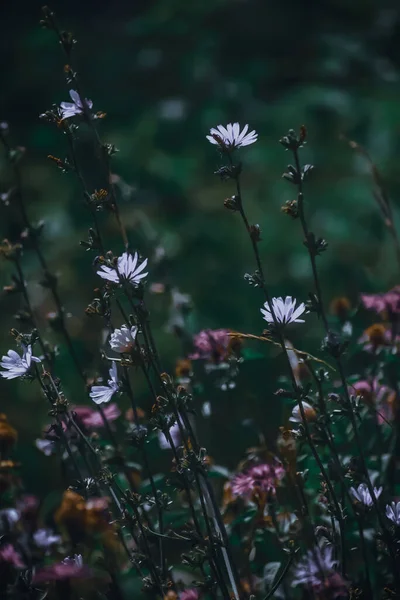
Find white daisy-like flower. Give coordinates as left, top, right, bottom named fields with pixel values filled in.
left=261, top=296, right=306, bottom=326
left=289, top=401, right=317, bottom=423
left=60, top=90, right=93, bottom=120
left=89, top=362, right=119, bottom=405
left=350, top=483, right=382, bottom=507
left=386, top=501, right=400, bottom=525
left=109, top=325, right=138, bottom=353
left=206, top=123, right=257, bottom=150
left=97, top=252, right=148, bottom=286
left=0, top=345, right=41, bottom=380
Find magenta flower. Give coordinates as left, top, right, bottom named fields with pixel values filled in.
left=73, top=403, right=121, bottom=429
left=189, top=329, right=230, bottom=363
left=351, top=378, right=395, bottom=424
left=180, top=589, right=200, bottom=600
left=231, top=462, right=285, bottom=498
left=32, top=554, right=91, bottom=583
left=0, top=544, right=24, bottom=568
left=361, top=286, right=400, bottom=316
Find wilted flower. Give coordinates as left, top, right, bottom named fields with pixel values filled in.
left=386, top=501, right=400, bottom=525
left=292, top=545, right=347, bottom=599
left=109, top=325, right=138, bottom=353
left=33, top=528, right=61, bottom=548
left=231, top=462, right=285, bottom=499
left=189, top=329, right=231, bottom=363
left=0, top=544, right=24, bottom=568
left=33, top=554, right=91, bottom=583
left=97, top=251, right=148, bottom=286
left=289, top=401, right=317, bottom=423
left=73, top=403, right=120, bottom=429
left=60, top=90, right=93, bottom=120
left=89, top=362, right=119, bottom=405
left=207, top=123, right=257, bottom=151
left=261, top=296, right=306, bottom=326
left=350, top=483, right=382, bottom=507
left=0, top=345, right=41, bottom=379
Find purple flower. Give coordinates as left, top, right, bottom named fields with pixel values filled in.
left=292, top=545, right=347, bottom=599
left=0, top=544, right=24, bottom=568
left=351, top=378, right=395, bottom=424
left=73, top=403, right=121, bottom=429
left=0, top=344, right=41, bottom=379
left=231, top=462, right=285, bottom=498
left=189, top=329, right=230, bottom=363
left=89, top=362, right=119, bottom=405
left=350, top=483, right=382, bottom=507
left=386, top=501, right=400, bottom=525
left=206, top=123, right=257, bottom=150
left=361, top=286, right=400, bottom=317
left=33, top=554, right=91, bottom=583
left=159, top=422, right=180, bottom=450
left=60, top=90, right=93, bottom=120
left=180, top=589, right=200, bottom=600
left=97, top=252, right=148, bottom=286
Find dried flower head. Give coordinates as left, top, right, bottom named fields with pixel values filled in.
left=0, top=414, right=17, bottom=451
left=330, top=296, right=352, bottom=320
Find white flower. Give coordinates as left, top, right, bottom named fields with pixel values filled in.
left=97, top=252, right=148, bottom=286
left=261, top=296, right=306, bottom=326
left=289, top=402, right=317, bottom=423
left=110, top=325, right=138, bottom=353
left=386, top=501, right=400, bottom=525
left=350, top=483, right=382, bottom=507
left=0, top=509, right=20, bottom=527
left=60, top=90, right=93, bottom=120
left=206, top=123, right=257, bottom=150
left=0, top=345, right=41, bottom=380
left=33, top=529, right=61, bottom=548
left=63, top=553, right=83, bottom=567
left=89, top=362, right=119, bottom=405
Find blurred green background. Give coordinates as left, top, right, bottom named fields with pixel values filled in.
left=1, top=0, right=400, bottom=498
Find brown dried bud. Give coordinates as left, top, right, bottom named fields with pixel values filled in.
left=281, top=199, right=298, bottom=219
left=330, top=296, right=351, bottom=320
left=0, top=414, right=18, bottom=452
left=364, top=323, right=387, bottom=347
left=249, top=224, right=261, bottom=242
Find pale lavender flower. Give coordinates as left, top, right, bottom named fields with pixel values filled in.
left=289, top=402, right=317, bottom=423
left=33, top=528, right=61, bottom=548
left=60, top=90, right=93, bottom=120
left=292, top=545, right=347, bottom=599
left=35, top=438, right=56, bottom=456
left=207, top=123, right=257, bottom=150
left=97, top=251, right=148, bottom=286
left=0, top=345, right=41, bottom=379
left=261, top=296, right=306, bottom=326
left=350, top=483, right=382, bottom=507
left=89, top=362, right=119, bottom=405
left=110, top=325, right=138, bottom=353
left=159, top=422, right=180, bottom=450
left=180, top=590, right=200, bottom=600
left=0, top=509, right=20, bottom=529
left=386, top=501, right=400, bottom=525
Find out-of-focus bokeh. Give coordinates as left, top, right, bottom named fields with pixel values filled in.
left=1, top=0, right=400, bottom=497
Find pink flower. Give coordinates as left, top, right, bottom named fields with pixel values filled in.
left=73, top=404, right=121, bottom=429
left=231, top=462, right=285, bottom=498
left=0, top=545, right=24, bottom=568
left=361, top=286, right=400, bottom=317
left=351, top=378, right=395, bottom=424
left=180, top=589, right=200, bottom=600
left=189, top=329, right=230, bottom=363
left=32, top=554, right=91, bottom=583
